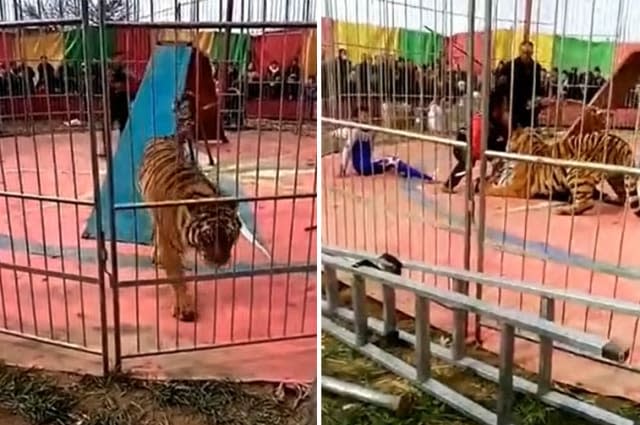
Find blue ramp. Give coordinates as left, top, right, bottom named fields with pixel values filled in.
left=83, top=45, right=192, bottom=245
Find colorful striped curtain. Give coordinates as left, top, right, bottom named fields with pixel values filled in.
left=157, top=29, right=214, bottom=55
left=210, top=32, right=250, bottom=65
left=553, top=36, right=615, bottom=75
left=492, top=29, right=554, bottom=70
left=333, top=21, right=400, bottom=63
left=398, top=29, right=443, bottom=65
left=63, top=27, right=116, bottom=64
left=15, top=30, right=64, bottom=66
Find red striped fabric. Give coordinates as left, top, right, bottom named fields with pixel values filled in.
left=0, top=31, right=16, bottom=63
left=250, top=29, right=307, bottom=73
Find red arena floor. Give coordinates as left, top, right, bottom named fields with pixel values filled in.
left=322, top=138, right=640, bottom=401
left=0, top=129, right=317, bottom=382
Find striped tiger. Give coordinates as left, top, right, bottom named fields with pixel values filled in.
left=483, top=128, right=640, bottom=216
left=138, top=109, right=241, bottom=322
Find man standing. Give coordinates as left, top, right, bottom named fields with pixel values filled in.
left=495, top=40, right=544, bottom=129
left=108, top=52, right=130, bottom=134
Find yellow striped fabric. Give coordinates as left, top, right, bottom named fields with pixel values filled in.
left=301, top=29, right=317, bottom=78
left=333, top=21, right=400, bottom=62
left=493, top=28, right=554, bottom=70
left=15, top=30, right=64, bottom=67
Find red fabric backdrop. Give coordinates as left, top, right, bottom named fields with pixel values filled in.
left=116, top=27, right=155, bottom=80
left=0, top=31, right=16, bottom=63
left=445, top=32, right=485, bottom=74
left=250, top=29, right=307, bottom=72
left=321, top=17, right=334, bottom=57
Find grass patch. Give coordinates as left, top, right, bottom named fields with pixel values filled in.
left=0, top=362, right=310, bottom=425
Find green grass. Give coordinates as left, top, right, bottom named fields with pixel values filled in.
left=321, top=328, right=640, bottom=425
left=0, top=362, right=309, bottom=425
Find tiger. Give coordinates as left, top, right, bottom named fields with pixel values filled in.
left=481, top=105, right=611, bottom=190
left=482, top=127, right=640, bottom=216
left=138, top=96, right=241, bottom=322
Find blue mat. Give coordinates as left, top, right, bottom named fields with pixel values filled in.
left=83, top=44, right=192, bottom=244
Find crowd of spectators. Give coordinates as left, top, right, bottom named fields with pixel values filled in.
left=321, top=47, right=609, bottom=106
left=0, top=55, right=317, bottom=104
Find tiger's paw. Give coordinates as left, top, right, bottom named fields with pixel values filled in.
left=172, top=300, right=197, bottom=322
left=553, top=203, right=594, bottom=216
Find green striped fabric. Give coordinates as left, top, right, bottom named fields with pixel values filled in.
left=210, top=32, right=250, bottom=65
left=552, top=36, right=615, bottom=74
left=397, top=29, right=443, bottom=65
left=63, top=27, right=116, bottom=63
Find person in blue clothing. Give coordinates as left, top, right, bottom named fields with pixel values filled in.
left=338, top=106, right=435, bottom=181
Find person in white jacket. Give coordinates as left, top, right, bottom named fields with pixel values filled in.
left=337, top=106, right=435, bottom=181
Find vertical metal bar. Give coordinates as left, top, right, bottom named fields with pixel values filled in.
left=474, top=0, right=492, bottom=345
left=324, top=266, right=339, bottom=315
left=415, top=295, right=431, bottom=382
left=381, top=284, right=397, bottom=337
left=523, top=0, right=533, bottom=42
left=351, top=274, right=367, bottom=346
left=538, top=297, right=555, bottom=395
left=97, top=0, right=121, bottom=368
left=453, top=0, right=476, bottom=360
left=497, top=322, right=515, bottom=425
left=81, top=0, right=110, bottom=375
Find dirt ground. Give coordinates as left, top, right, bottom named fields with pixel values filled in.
left=0, top=362, right=314, bottom=425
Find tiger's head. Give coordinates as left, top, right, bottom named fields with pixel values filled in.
left=189, top=204, right=242, bottom=267
left=507, top=127, right=540, bottom=155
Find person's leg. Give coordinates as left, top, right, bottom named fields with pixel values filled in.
left=394, top=159, right=434, bottom=180
left=442, top=147, right=468, bottom=191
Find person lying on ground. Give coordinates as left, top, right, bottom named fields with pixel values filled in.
left=338, top=105, right=435, bottom=181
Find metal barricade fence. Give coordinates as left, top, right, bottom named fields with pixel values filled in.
left=321, top=249, right=634, bottom=425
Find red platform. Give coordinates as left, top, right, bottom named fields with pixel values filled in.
left=0, top=129, right=317, bottom=383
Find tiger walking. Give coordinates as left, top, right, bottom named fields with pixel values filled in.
left=482, top=128, right=640, bottom=217
left=138, top=95, right=241, bottom=322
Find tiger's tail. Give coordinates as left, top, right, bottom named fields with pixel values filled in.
left=624, top=173, right=640, bottom=217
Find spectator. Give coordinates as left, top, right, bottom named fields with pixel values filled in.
left=336, top=48, right=351, bottom=95
left=265, top=60, right=282, bottom=99
left=495, top=40, right=544, bottom=128
left=18, top=62, right=36, bottom=95
left=0, top=63, right=7, bottom=96
left=285, top=57, right=301, bottom=99
left=57, top=60, right=78, bottom=93
left=108, top=52, right=130, bottom=138
left=245, top=61, right=260, bottom=99
left=36, top=55, right=56, bottom=94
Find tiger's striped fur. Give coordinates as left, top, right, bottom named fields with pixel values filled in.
left=138, top=137, right=241, bottom=321
left=483, top=128, right=640, bottom=216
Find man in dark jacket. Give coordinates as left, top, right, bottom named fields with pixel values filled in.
left=495, top=40, right=544, bottom=129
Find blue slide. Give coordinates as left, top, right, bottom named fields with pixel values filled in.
left=83, top=44, right=192, bottom=245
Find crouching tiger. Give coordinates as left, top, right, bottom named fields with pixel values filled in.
left=138, top=136, right=241, bottom=321
left=481, top=128, right=640, bottom=216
